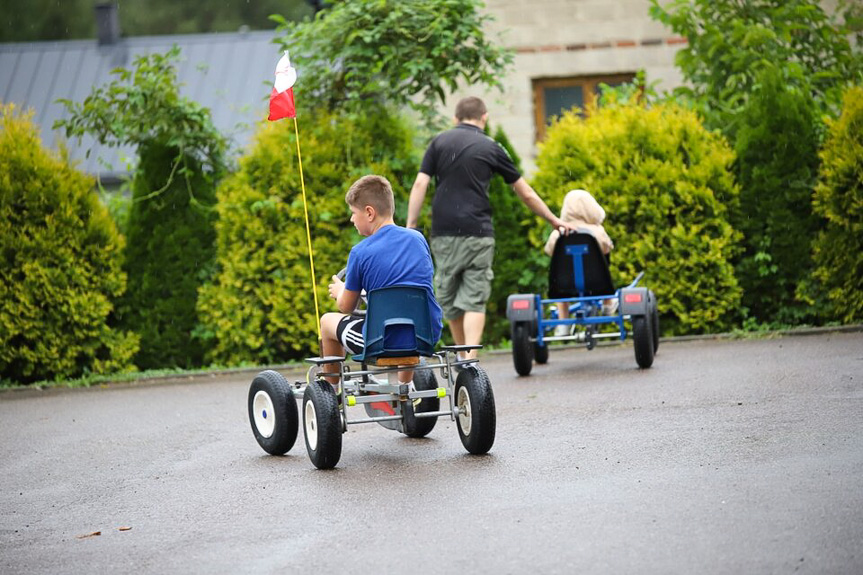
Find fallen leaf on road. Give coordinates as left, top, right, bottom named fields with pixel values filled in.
left=118, top=526, right=132, bottom=532
left=76, top=531, right=101, bottom=539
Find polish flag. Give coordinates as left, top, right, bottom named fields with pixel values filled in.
left=268, top=52, right=297, bottom=121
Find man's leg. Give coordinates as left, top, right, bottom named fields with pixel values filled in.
left=461, top=311, right=485, bottom=360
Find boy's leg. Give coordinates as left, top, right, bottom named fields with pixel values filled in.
left=320, top=312, right=346, bottom=385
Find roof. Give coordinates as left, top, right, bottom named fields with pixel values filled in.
left=0, top=29, right=281, bottom=182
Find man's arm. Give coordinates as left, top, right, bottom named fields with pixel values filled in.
left=406, top=172, right=431, bottom=229
left=511, top=177, right=577, bottom=233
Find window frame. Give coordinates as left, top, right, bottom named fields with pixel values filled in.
left=532, top=73, right=636, bottom=141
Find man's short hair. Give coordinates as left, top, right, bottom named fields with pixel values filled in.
left=345, top=175, right=395, bottom=217
left=455, top=97, right=487, bottom=122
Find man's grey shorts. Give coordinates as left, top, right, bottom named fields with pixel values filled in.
left=430, top=236, right=495, bottom=320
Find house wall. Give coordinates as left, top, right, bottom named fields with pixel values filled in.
left=438, top=0, right=685, bottom=177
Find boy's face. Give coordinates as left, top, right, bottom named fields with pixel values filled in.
left=349, top=203, right=374, bottom=236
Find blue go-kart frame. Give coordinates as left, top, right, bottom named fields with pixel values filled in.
left=506, top=232, right=659, bottom=376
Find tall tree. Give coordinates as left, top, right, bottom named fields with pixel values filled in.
left=272, top=0, right=513, bottom=129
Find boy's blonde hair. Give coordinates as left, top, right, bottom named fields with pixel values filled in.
left=345, top=175, right=394, bottom=217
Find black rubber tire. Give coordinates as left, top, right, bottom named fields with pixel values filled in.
left=649, top=291, right=660, bottom=354
left=511, top=322, right=533, bottom=376
left=534, top=341, right=549, bottom=364
left=455, top=366, right=496, bottom=455
left=302, top=380, right=343, bottom=469
left=248, top=370, right=299, bottom=456
left=403, top=367, right=440, bottom=438
left=632, top=315, right=655, bottom=369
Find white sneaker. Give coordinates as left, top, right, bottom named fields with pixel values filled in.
left=554, top=324, right=569, bottom=337
left=602, top=299, right=619, bottom=316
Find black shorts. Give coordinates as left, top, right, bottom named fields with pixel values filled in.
left=336, top=315, right=365, bottom=354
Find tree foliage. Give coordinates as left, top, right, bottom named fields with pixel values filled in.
left=649, top=0, right=863, bottom=134
left=0, top=0, right=311, bottom=42
left=806, top=86, right=863, bottom=323
left=733, top=67, right=820, bottom=324
left=272, top=0, right=513, bottom=129
left=55, top=48, right=226, bottom=369
left=197, top=105, right=419, bottom=366
left=531, top=96, right=742, bottom=335
left=0, top=104, right=138, bottom=384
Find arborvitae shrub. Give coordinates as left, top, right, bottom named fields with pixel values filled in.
left=486, top=125, right=545, bottom=345
left=531, top=98, right=742, bottom=335
left=806, top=86, right=863, bottom=323
left=733, top=68, right=820, bottom=325
left=197, top=106, right=418, bottom=366
left=119, top=142, right=217, bottom=369
left=0, top=104, right=138, bottom=383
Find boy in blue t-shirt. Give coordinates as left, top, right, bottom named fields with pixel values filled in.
left=322, top=175, right=443, bottom=385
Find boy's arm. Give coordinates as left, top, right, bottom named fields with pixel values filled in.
left=329, top=274, right=361, bottom=314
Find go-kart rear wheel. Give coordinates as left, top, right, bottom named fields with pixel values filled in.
left=534, top=342, right=549, bottom=364
left=511, top=322, right=534, bottom=376
left=632, top=315, right=655, bottom=369
left=248, top=370, right=298, bottom=455
left=455, top=366, right=496, bottom=455
left=303, top=380, right=343, bottom=469
left=403, top=367, right=440, bottom=438
left=649, top=291, right=660, bottom=353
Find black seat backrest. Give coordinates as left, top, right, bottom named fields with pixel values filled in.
left=548, top=232, right=616, bottom=298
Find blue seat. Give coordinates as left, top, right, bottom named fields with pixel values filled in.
left=548, top=232, right=616, bottom=298
left=352, top=285, right=436, bottom=362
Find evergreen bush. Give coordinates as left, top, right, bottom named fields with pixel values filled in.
left=806, top=86, right=863, bottom=323
left=0, top=104, right=138, bottom=383
left=486, top=125, right=546, bottom=345
left=733, top=67, right=820, bottom=325
left=197, top=106, right=418, bottom=365
left=531, top=97, right=742, bottom=335
left=119, top=142, right=217, bottom=369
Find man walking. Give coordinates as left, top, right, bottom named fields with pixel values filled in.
left=407, top=96, right=575, bottom=360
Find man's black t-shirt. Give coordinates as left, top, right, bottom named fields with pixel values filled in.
left=420, top=123, right=521, bottom=237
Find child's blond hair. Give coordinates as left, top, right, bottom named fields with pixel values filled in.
left=345, top=175, right=394, bottom=217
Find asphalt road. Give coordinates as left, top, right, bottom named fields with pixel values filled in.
left=1, top=331, right=862, bottom=574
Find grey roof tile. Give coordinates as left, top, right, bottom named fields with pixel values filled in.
left=1, top=30, right=281, bottom=181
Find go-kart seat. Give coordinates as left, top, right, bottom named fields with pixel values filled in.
left=548, top=231, right=615, bottom=298
left=352, top=285, right=436, bottom=365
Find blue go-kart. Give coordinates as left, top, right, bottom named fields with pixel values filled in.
left=247, top=284, right=496, bottom=469
left=506, top=232, right=659, bottom=376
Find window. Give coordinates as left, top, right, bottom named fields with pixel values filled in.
left=532, top=73, right=636, bottom=141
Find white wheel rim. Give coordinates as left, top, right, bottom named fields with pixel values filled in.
left=253, top=391, right=275, bottom=438
left=457, top=387, right=472, bottom=435
left=304, top=400, right=318, bottom=450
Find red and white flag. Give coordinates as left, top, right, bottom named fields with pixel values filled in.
left=268, top=52, right=297, bottom=121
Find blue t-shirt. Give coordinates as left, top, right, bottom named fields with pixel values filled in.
left=345, top=224, right=443, bottom=344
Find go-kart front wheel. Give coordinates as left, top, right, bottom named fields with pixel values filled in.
left=632, top=315, right=655, bottom=369
left=248, top=370, right=299, bottom=455
left=534, top=341, right=549, bottom=364
left=303, top=380, right=343, bottom=469
left=511, top=322, right=534, bottom=376
left=455, top=366, right=496, bottom=454
left=649, top=291, right=660, bottom=354
left=403, top=367, right=440, bottom=439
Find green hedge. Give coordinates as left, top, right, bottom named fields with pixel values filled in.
left=118, top=142, right=218, bottom=369
left=531, top=97, right=742, bottom=335
left=0, top=104, right=138, bottom=383
left=806, top=86, right=863, bottom=323
left=197, top=106, right=418, bottom=365
left=733, top=67, right=820, bottom=325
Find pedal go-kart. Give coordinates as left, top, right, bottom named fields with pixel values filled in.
left=506, top=232, right=659, bottom=376
left=247, top=285, right=496, bottom=469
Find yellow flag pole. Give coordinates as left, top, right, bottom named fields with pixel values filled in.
left=292, top=115, right=322, bottom=342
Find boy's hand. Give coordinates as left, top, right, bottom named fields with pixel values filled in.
left=328, top=275, right=344, bottom=300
